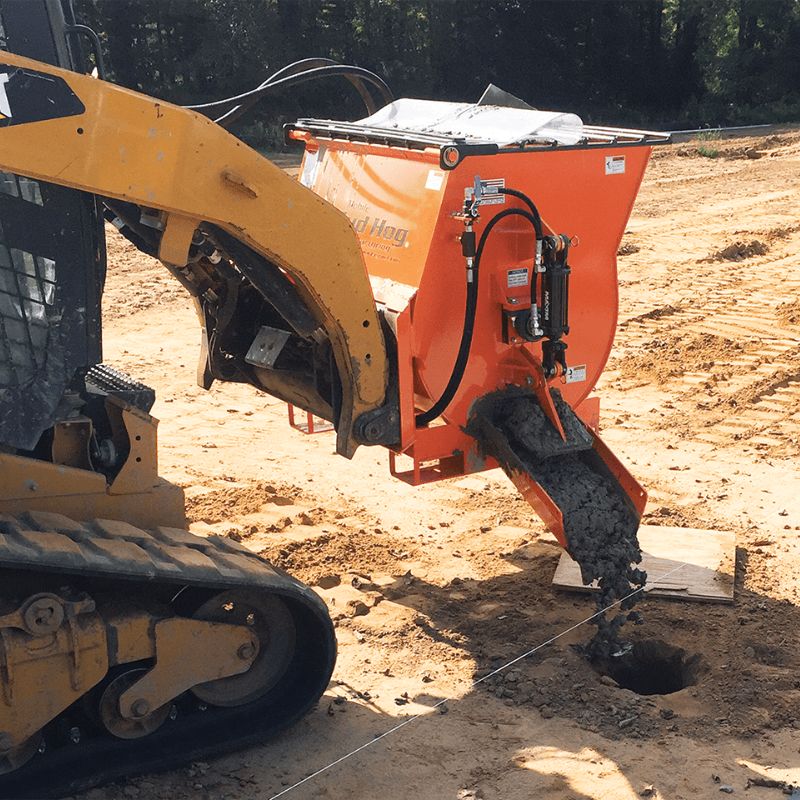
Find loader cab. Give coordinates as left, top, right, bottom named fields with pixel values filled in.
left=0, top=0, right=104, bottom=453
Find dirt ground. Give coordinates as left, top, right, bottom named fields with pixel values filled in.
left=85, top=133, right=800, bottom=800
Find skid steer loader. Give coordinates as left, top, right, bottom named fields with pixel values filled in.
left=0, top=2, right=667, bottom=796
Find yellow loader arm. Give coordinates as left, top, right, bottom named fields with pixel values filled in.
left=0, top=52, right=389, bottom=457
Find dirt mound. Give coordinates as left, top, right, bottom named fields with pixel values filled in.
left=259, top=528, right=415, bottom=587
left=777, top=298, right=800, bottom=326
left=670, top=133, right=800, bottom=161
left=704, top=239, right=769, bottom=262
left=697, top=223, right=800, bottom=267
left=620, top=304, right=683, bottom=328
left=642, top=502, right=721, bottom=530
left=617, top=332, right=742, bottom=385
left=185, top=481, right=307, bottom=523
left=721, top=360, right=800, bottom=410
left=617, top=241, right=641, bottom=256
left=763, top=222, right=800, bottom=242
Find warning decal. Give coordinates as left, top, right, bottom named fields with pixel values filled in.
left=0, top=65, right=85, bottom=128
left=565, top=364, right=587, bottom=384
left=605, top=155, right=626, bottom=175
left=425, top=170, right=444, bottom=191
left=507, top=268, right=529, bottom=288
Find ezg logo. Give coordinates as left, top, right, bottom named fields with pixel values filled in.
left=0, top=74, right=11, bottom=118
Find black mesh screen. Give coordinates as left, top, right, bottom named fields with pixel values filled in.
left=0, top=0, right=104, bottom=450
left=0, top=206, right=55, bottom=387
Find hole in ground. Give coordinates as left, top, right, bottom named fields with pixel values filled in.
left=593, top=639, right=702, bottom=696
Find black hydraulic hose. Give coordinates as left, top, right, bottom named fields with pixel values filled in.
left=64, top=24, right=108, bottom=79
left=499, top=186, right=546, bottom=319
left=103, top=199, right=160, bottom=258
left=185, top=65, right=393, bottom=123
left=215, top=58, right=332, bottom=127
left=415, top=207, right=540, bottom=427
left=214, top=58, right=380, bottom=127
left=498, top=187, right=543, bottom=240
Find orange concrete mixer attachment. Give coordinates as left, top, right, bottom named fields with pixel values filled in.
left=288, top=89, right=669, bottom=551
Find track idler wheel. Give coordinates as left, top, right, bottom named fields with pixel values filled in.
left=190, top=590, right=296, bottom=707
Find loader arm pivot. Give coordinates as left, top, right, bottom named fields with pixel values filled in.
left=0, top=52, right=388, bottom=457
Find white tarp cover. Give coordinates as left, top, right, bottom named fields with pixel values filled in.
left=357, top=97, right=585, bottom=146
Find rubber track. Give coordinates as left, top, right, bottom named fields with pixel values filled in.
left=0, top=510, right=315, bottom=592
left=0, top=511, right=336, bottom=799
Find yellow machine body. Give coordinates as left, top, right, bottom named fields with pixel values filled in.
left=0, top=51, right=386, bottom=458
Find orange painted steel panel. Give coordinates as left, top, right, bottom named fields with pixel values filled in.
left=303, top=138, right=649, bottom=432
left=590, top=432, right=648, bottom=518
left=510, top=469, right=567, bottom=548
left=301, top=135, right=652, bottom=520
left=412, top=147, right=650, bottom=427
left=575, top=396, right=601, bottom=433
left=303, top=147, right=446, bottom=286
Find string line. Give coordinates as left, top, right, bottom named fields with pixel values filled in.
left=266, top=563, right=686, bottom=800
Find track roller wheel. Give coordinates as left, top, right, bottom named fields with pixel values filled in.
left=99, top=668, right=172, bottom=740
left=190, top=590, right=296, bottom=707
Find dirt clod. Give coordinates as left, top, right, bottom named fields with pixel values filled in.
left=346, top=600, right=370, bottom=618
left=314, top=575, right=341, bottom=590
left=705, top=239, right=769, bottom=262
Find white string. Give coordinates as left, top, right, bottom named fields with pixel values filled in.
left=266, top=563, right=686, bottom=800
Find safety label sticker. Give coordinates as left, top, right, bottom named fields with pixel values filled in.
left=507, top=268, right=529, bottom=288
left=605, top=155, right=626, bottom=175
left=565, top=364, right=587, bottom=384
left=0, top=64, right=85, bottom=127
left=425, top=170, right=444, bottom=191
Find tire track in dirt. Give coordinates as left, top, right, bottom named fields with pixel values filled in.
left=612, top=214, right=800, bottom=456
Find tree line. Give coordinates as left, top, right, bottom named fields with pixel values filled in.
left=76, top=0, right=800, bottom=147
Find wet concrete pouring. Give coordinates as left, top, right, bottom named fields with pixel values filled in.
left=467, top=387, right=648, bottom=661
left=463, top=388, right=715, bottom=743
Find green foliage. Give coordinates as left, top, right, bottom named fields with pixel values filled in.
left=694, top=129, right=722, bottom=141
left=74, top=0, right=800, bottom=148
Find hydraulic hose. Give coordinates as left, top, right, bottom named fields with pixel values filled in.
left=499, top=186, right=546, bottom=328
left=498, top=187, right=543, bottom=240
left=185, top=64, right=393, bottom=127
left=415, top=206, right=540, bottom=427
left=212, top=58, right=381, bottom=127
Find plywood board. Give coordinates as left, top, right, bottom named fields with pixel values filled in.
left=552, top=525, right=736, bottom=603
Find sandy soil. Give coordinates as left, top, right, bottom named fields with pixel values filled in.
left=83, top=133, right=800, bottom=800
